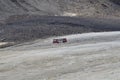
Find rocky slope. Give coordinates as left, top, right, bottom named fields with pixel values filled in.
left=1, top=0, right=120, bottom=46
left=0, top=16, right=120, bottom=43
left=0, top=0, right=120, bottom=19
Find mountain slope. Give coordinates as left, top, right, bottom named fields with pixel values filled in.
left=1, top=16, right=120, bottom=43
left=0, top=0, right=120, bottom=19
left=1, top=0, right=120, bottom=46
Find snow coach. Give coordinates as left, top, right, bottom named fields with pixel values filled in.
left=53, top=38, right=67, bottom=44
